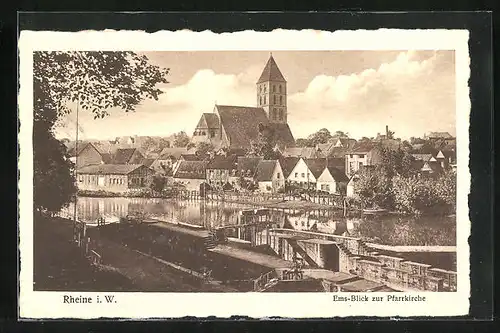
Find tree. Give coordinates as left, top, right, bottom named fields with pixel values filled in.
left=307, top=128, right=332, bottom=146
left=150, top=174, right=167, bottom=194
left=158, top=138, right=171, bottom=149
left=195, top=142, right=214, bottom=157
left=33, top=51, right=169, bottom=213
left=333, top=130, right=348, bottom=138
left=173, top=131, right=190, bottom=147
left=295, top=138, right=311, bottom=147
left=249, top=123, right=281, bottom=159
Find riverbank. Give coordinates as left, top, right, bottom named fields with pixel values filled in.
left=34, top=214, right=136, bottom=291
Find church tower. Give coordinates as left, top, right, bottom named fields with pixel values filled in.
left=256, top=53, right=287, bottom=124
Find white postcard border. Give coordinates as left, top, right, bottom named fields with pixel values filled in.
left=18, top=28, right=471, bottom=319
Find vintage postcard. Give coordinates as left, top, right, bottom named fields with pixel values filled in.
left=18, top=28, right=470, bottom=319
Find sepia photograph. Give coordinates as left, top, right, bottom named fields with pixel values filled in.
left=18, top=27, right=471, bottom=318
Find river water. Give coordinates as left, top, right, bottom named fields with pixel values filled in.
left=66, top=196, right=456, bottom=246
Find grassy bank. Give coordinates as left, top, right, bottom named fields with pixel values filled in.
left=34, top=214, right=136, bottom=291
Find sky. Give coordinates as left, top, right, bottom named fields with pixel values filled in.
left=55, top=49, right=456, bottom=141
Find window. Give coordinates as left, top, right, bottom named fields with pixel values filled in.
left=325, top=184, right=330, bottom=191
left=264, top=85, right=266, bottom=93
left=279, top=109, right=283, bottom=120
left=350, top=154, right=353, bottom=158
left=359, top=162, right=364, bottom=168
left=295, top=172, right=298, bottom=178
left=273, top=85, right=276, bottom=92
left=210, top=130, right=215, bottom=138
left=279, top=85, right=282, bottom=93
left=359, top=154, right=365, bottom=158
left=277, top=173, right=281, bottom=179
left=273, top=108, right=277, bottom=120
left=301, top=173, right=305, bottom=178
left=273, top=95, right=276, bottom=104
left=260, top=96, right=262, bottom=105
left=264, top=96, right=266, bottom=104
left=280, top=96, right=283, bottom=105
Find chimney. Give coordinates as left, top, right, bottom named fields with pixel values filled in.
left=386, top=125, right=389, bottom=138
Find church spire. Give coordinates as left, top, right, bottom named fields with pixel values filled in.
left=257, top=53, right=286, bottom=84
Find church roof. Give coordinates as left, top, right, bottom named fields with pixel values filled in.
left=216, top=105, right=269, bottom=149
left=267, top=123, right=296, bottom=148
left=257, top=55, right=287, bottom=84
left=196, top=113, right=220, bottom=129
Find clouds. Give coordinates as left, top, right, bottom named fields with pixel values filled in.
left=288, top=50, right=455, bottom=139
left=55, top=50, right=455, bottom=141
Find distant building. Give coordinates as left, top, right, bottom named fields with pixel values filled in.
left=424, top=132, right=456, bottom=146
left=254, top=160, right=285, bottom=193
left=206, top=155, right=238, bottom=189
left=110, top=148, right=145, bottom=164
left=282, top=147, right=321, bottom=159
left=237, top=156, right=263, bottom=179
left=191, top=54, right=295, bottom=151
left=151, top=147, right=191, bottom=174
left=345, top=142, right=383, bottom=177
left=77, top=164, right=153, bottom=193
left=316, top=166, right=349, bottom=194
left=287, top=158, right=330, bottom=189
left=172, top=160, right=209, bottom=191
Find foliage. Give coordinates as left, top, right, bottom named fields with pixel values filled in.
left=376, top=144, right=416, bottom=178
left=150, top=175, right=167, bottom=193
left=195, top=142, right=214, bottom=157
left=34, top=128, right=77, bottom=213
left=173, top=131, right=191, bottom=147
left=295, top=138, right=311, bottom=147
left=34, top=51, right=169, bottom=120
left=249, top=123, right=281, bottom=159
left=158, top=138, right=171, bottom=149
left=33, top=51, right=169, bottom=213
left=354, top=167, right=394, bottom=209
left=307, top=128, right=332, bottom=146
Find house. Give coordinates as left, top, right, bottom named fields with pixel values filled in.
left=435, top=149, right=456, bottom=170
left=254, top=160, right=285, bottom=193
left=345, top=142, right=383, bottom=177
left=420, top=160, right=443, bottom=176
left=191, top=54, right=295, bottom=151
left=316, top=165, right=349, bottom=194
left=77, top=164, right=154, bottom=193
left=150, top=147, right=190, bottom=174
left=237, top=156, right=263, bottom=179
left=287, top=158, right=329, bottom=189
left=172, top=160, right=209, bottom=191
left=206, top=155, right=238, bottom=189
left=282, top=147, right=321, bottom=159
left=110, top=148, right=145, bottom=164
left=141, top=158, right=156, bottom=168
left=66, top=141, right=108, bottom=168
left=424, top=132, right=456, bottom=146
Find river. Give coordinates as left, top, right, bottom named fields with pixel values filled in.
left=65, top=196, right=456, bottom=247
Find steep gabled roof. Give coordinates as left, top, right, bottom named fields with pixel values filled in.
left=65, top=140, right=91, bottom=157
left=304, top=158, right=328, bottom=179
left=216, top=105, right=269, bottom=149
left=257, top=55, right=286, bottom=83
left=350, top=142, right=376, bottom=154
left=283, top=147, right=318, bottom=158
left=267, top=123, right=295, bottom=148
left=325, top=166, right=349, bottom=183
left=112, top=148, right=138, bottom=164
left=279, top=156, right=300, bottom=178
left=141, top=158, right=156, bottom=168
left=158, top=147, right=189, bottom=160
left=255, top=160, right=278, bottom=182
left=180, top=154, right=200, bottom=161
left=196, top=113, right=220, bottom=129
left=78, top=164, right=146, bottom=175
left=237, top=156, right=263, bottom=176
left=206, top=154, right=238, bottom=170
left=173, top=160, right=209, bottom=180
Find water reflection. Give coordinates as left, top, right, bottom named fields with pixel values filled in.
left=67, top=197, right=456, bottom=246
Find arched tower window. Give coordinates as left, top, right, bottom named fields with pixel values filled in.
left=264, top=85, right=266, bottom=93
left=279, top=109, right=283, bottom=120
left=273, top=108, right=277, bottom=120
left=273, top=85, right=276, bottom=92
left=280, top=96, right=283, bottom=105
left=264, top=95, right=266, bottom=104
left=279, top=85, right=282, bottom=93
left=273, top=95, right=276, bottom=105
left=260, top=96, right=262, bottom=105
